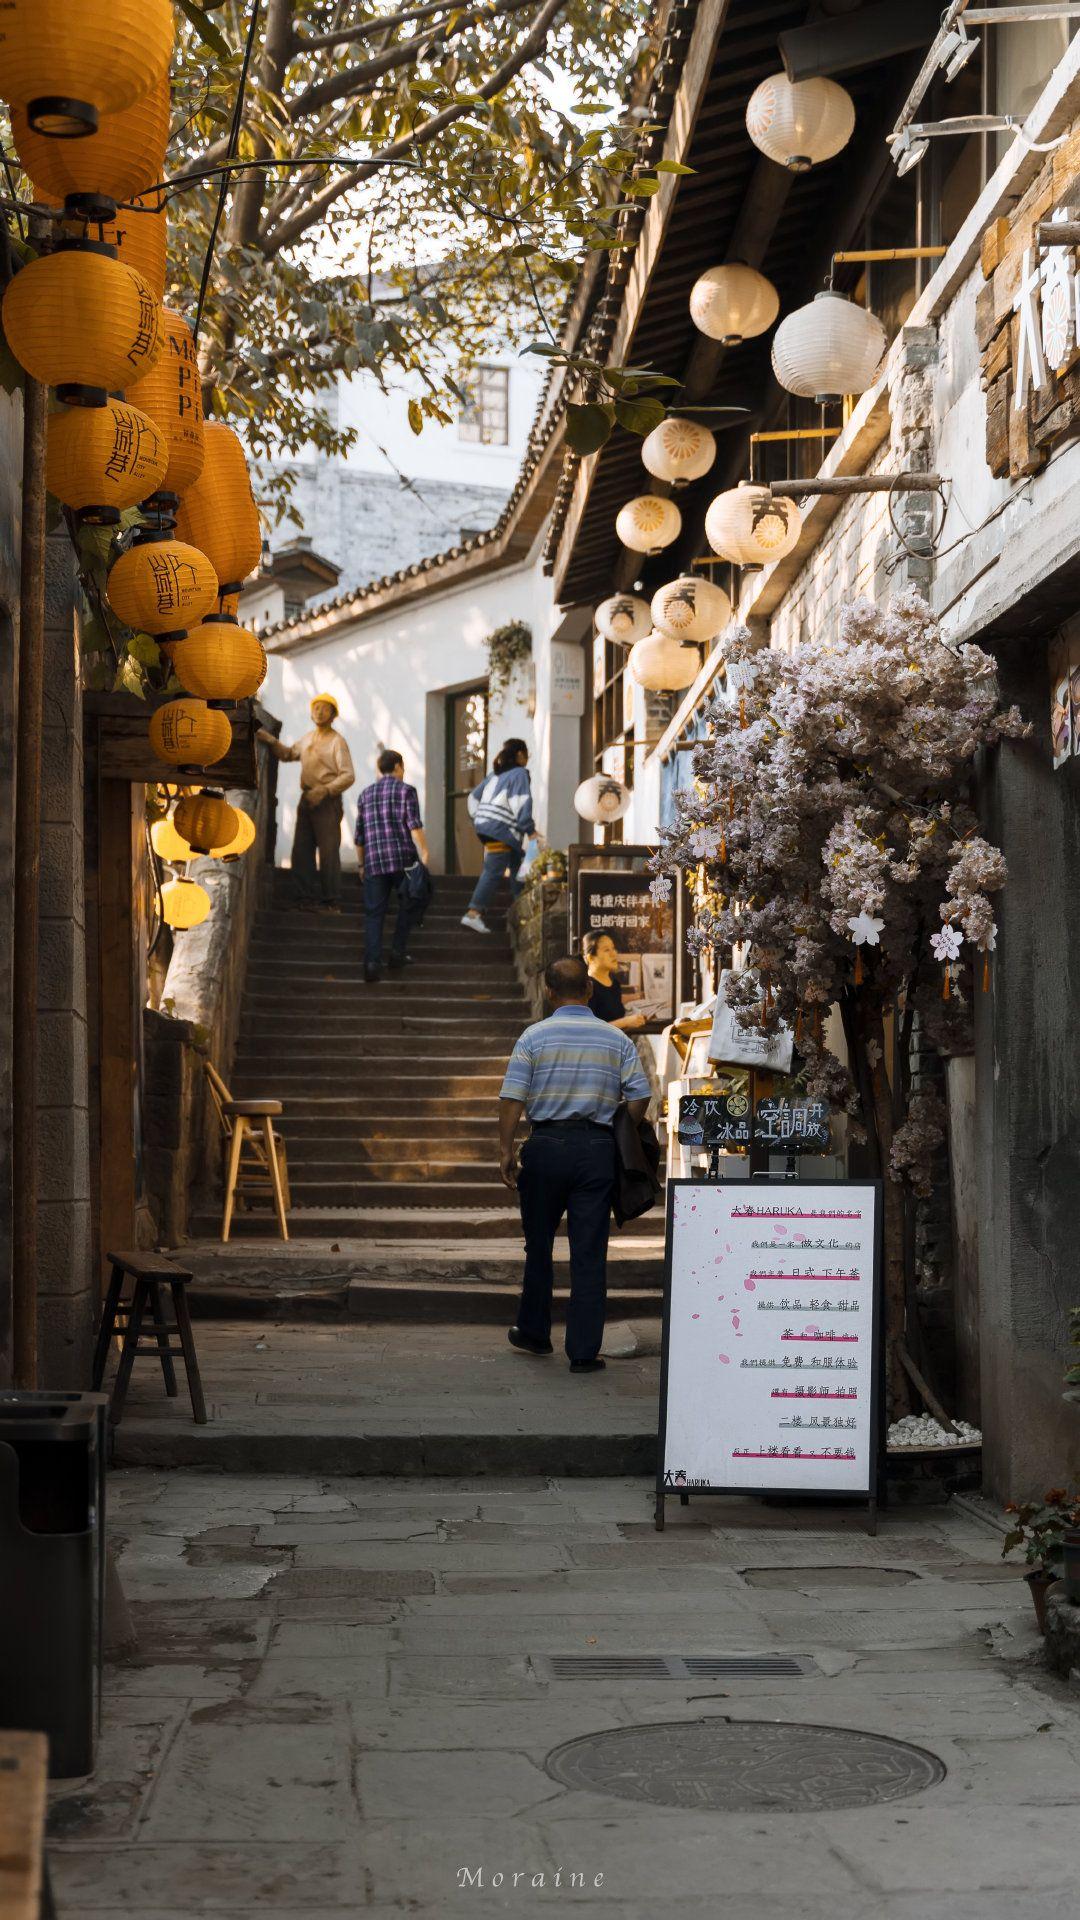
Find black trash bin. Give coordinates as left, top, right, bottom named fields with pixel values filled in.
left=0, top=1390, right=108, bottom=1778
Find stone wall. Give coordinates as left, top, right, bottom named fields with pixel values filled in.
left=261, top=464, right=510, bottom=600
left=508, top=882, right=568, bottom=1018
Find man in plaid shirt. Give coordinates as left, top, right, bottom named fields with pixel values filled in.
left=354, top=749, right=429, bottom=982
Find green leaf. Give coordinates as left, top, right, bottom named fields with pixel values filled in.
left=565, top=402, right=614, bottom=456
left=624, top=177, right=660, bottom=197
left=407, top=398, right=424, bottom=436
left=176, top=0, right=231, bottom=57
left=655, top=160, right=696, bottom=175
left=615, top=396, right=668, bottom=436
left=126, top=631, right=163, bottom=669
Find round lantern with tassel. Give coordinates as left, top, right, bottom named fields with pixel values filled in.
left=150, top=814, right=193, bottom=864
left=149, top=699, right=233, bottom=769
left=107, top=531, right=218, bottom=634
left=689, top=262, right=780, bottom=344
left=213, top=807, right=256, bottom=862
left=594, top=593, right=651, bottom=646
left=627, top=630, right=700, bottom=692
left=651, top=574, right=731, bottom=645
left=615, top=494, right=682, bottom=555
left=164, top=616, right=267, bottom=704
left=0, top=0, right=173, bottom=137
left=175, top=423, right=262, bottom=597
left=705, top=482, right=802, bottom=566
left=574, top=773, right=631, bottom=825
left=745, top=74, right=855, bottom=172
left=46, top=396, right=168, bottom=523
left=771, top=291, right=887, bottom=401
left=160, top=877, right=212, bottom=930
left=173, top=790, right=240, bottom=857
left=11, top=73, right=170, bottom=201
left=126, top=310, right=206, bottom=497
left=2, top=243, right=163, bottom=391
left=640, top=417, right=716, bottom=488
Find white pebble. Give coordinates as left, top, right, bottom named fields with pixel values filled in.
left=887, top=1413, right=981, bottom=1449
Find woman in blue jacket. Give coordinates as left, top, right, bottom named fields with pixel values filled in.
left=461, top=738, right=540, bottom=932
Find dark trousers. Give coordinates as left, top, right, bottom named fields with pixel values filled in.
left=516, top=1124, right=616, bottom=1362
left=292, top=795, right=343, bottom=904
left=363, top=869, right=411, bottom=968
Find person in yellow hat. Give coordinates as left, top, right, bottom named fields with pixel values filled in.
left=257, top=695, right=355, bottom=912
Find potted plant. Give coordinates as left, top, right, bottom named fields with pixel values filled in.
left=1003, top=1489, right=1080, bottom=1628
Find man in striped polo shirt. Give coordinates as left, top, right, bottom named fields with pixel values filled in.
left=498, top=955, right=651, bottom=1372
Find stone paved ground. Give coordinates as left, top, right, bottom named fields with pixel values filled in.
left=49, top=1465, right=1080, bottom=1918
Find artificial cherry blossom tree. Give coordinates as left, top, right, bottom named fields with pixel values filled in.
left=652, top=588, right=1027, bottom=1413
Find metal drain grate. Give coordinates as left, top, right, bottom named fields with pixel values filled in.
left=536, top=1654, right=816, bottom=1681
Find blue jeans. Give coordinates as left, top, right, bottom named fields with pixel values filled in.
left=363, top=870, right=411, bottom=969
left=516, top=1124, right=615, bottom=1362
left=468, top=844, right=524, bottom=914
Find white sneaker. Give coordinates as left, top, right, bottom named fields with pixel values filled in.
left=461, top=912, right=490, bottom=932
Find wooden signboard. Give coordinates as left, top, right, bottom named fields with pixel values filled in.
left=656, top=1179, right=883, bottom=1530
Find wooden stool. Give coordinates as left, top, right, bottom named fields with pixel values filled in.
left=92, top=1250, right=207, bottom=1428
left=204, top=1064, right=290, bottom=1243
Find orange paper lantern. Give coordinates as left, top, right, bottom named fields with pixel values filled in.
left=46, top=398, right=167, bottom=521
left=107, top=535, right=218, bottom=634
left=126, top=310, right=204, bottom=494
left=173, top=790, right=239, bottom=856
left=165, top=617, right=267, bottom=702
left=149, top=699, right=232, bottom=769
left=160, top=877, right=212, bottom=929
left=0, top=0, right=173, bottom=138
left=150, top=814, right=193, bottom=863
left=11, top=74, right=170, bottom=202
left=2, top=244, right=163, bottom=391
left=214, top=808, right=257, bottom=861
left=175, top=423, right=261, bottom=593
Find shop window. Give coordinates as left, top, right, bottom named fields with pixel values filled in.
left=458, top=365, right=510, bottom=445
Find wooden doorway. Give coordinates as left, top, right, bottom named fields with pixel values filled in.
left=445, top=684, right=488, bottom=875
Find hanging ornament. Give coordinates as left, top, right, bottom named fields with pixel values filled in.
left=126, top=309, right=206, bottom=497
left=149, top=699, right=232, bottom=769
left=627, top=630, right=700, bottom=692
left=573, top=774, right=631, bottom=824
left=614, top=494, right=682, bottom=555
left=173, top=790, right=240, bottom=857
left=689, top=263, right=780, bottom=345
left=164, top=616, right=267, bottom=703
left=651, top=574, right=731, bottom=645
left=771, top=292, right=887, bottom=401
left=46, top=396, right=167, bottom=524
left=705, top=482, right=801, bottom=566
left=848, top=910, right=884, bottom=949
left=107, top=532, right=218, bottom=635
left=2, top=242, right=163, bottom=391
left=594, top=593, right=651, bottom=646
left=160, top=877, right=212, bottom=930
left=745, top=74, right=855, bottom=172
left=11, top=73, right=170, bottom=201
left=640, top=417, right=716, bottom=488
left=0, top=0, right=174, bottom=137
left=175, top=423, right=262, bottom=597
left=150, top=814, right=193, bottom=864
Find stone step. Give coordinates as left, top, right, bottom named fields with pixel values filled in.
left=239, top=1016, right=525, bottom=1038
left=283, top=1178, right=508, bottom=1206
left=234, top=1036, right=516, bottom=1063
left=280, top=1154, right=504, bottom=1180
left=189, top=1205, right=664, bottom=1241
left=271, top=1116, right=500, bottom=1138
left=232, top=1070, right=505, bottom=1095
left=187, top=1276, right=662, bottom=1323
left=249, top=925, right=516, bottom=953
left=241, top=982, right=527, bottom=1006
left=245, top=1096, right=499, bottom=1118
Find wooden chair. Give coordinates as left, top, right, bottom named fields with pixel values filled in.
left=204, top=1061, right=290, bottom=1242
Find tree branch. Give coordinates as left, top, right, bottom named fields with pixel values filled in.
left=288, top=0, right=540, bottom=120
left=295, top=0, right=474, bottom=57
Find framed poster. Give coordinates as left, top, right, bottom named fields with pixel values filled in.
left=656, top=1179, right=882, bottom=1526
left=570, top=844, right=677, bottom=1031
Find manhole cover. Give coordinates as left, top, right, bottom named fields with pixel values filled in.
left=544, top=1718, right=945, bottom=1811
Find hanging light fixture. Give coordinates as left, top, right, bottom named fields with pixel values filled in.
left=689, top=263, right=780, bottom=345
left=627, top=630, right=700, bottom=692
left=771, top=292, right=887, bottom=401
left=150, top=814, right=193, bottom=864
left=164, top=616, right=267, bottom=703
left=175, top=423, right=262, bottom=601
left=615, top=494, right=682, bottom=555
left=594, top=593, right=652, bottom=646
left=107, top=531, right=218, bottom=634
left=173, top=790, right=240, bottom=857
left=213, top=807, right=257, bottom=862
left=126, top=309, right=206, bottom=498
left=149, top=698, right=233, bottom=769
left=640, top=417, right=716, bottom=488
left=160, top=877, right=212, bottom=931
left=746, top=74, right=855, bottom=172
left=0, top=0, right=174, bottom=137
left=11, top=74, right=170, bottom=201
left=705, top=482, right=802, bottom=566
left=651, top=574, right=732, bottom=645
left=46, top=396, right=168, bottom=524
left=574, top=773, right=632, bottom=825
left=2, top=242, right=163, bottom=391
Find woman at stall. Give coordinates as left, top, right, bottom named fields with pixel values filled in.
left=582, top=930, right=647, bottom=1032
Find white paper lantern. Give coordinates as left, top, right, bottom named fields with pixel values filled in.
left=615, top=494, right=682, bottom=554
left=771, top=291, right=887, bottom=400
left=640, top=416, right=716, bottom=488
left=574, top=773, right=631, bottom=824
left=651, top=574, right=731, bottom=644
left=689, top=263, right=780, bottom=344
left=746, top=74, right=855, bottom=172
left=705, top=482, right=802, bottom=566
left=594, top=592, right=651, bottom=645
left=628, top=630, right=701, bottom=692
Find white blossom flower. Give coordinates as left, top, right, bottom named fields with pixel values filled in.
left=930, top=925, right=962, bottom=963
left=649, top=875, right=673, bottom=903
left=847, top=910, right=884, bottom=947
left=978, top=921, right=998, bottom=953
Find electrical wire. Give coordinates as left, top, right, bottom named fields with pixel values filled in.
left=194, top=0, right=263, bottom=347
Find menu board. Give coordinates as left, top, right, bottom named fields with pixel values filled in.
left=658, top=1180, right=881, bottom=1504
